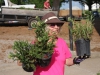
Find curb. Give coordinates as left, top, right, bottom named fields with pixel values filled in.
left=71, top=51, right=100, bottom=58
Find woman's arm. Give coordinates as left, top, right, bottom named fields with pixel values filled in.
left=66, top=57, right=85, bottom=66
left=65, top=57, right=74, bottom=66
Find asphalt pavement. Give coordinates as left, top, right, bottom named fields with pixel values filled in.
left=0, top=51, right=100, bottom=75
left=65, top=51, right=100, bottom=75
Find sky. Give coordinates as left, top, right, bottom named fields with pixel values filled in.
left=60, top=1, right=84, bottom=10
left=60, top=1, right=99, bottom=10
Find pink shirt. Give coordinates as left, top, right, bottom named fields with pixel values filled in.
left=44, top=1, right=50, bottom=9
left=33, top=38, right=72, bottom=75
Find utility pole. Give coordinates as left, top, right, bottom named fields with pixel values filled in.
left=69, top=0, right=73, bottom=51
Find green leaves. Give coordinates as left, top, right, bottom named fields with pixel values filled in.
left=69, top=11, right=94, bottom=41
left=9, top=40, right=37, bottom=70
left=10, top=40, right=35, bottom=61
left=31, top=17, right=55, bottom=59
left=9, top=16, right=55, bottom=70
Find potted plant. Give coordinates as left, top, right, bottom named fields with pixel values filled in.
left=9, top=40, right=37, bottom=72
left=31, top=17, right=55, bottom=67
left=69, top=11, right=94, bottom=58
left=9, top=17, right=55, bottom=72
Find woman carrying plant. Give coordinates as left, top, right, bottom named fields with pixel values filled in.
left=17, top=12, right=84, bottom=75
left=32, top=12, right=85, bottom=75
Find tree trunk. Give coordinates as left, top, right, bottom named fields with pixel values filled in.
left=52, top=0, right=60, bottom=11
left=88, top=4, right=92, bottom=11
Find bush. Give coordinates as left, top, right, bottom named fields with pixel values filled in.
left=9, top=17, right=55, bottom=71
left=69, top=11, right=94, bottom=41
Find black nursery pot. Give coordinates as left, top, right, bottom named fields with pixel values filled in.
left=75, top=39, right=90, bottom=57
left=22, top=64, right=34, bottom=72
left=37, top=53, right=52, bottom=67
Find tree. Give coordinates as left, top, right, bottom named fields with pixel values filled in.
left=74, top=0, right=100, bottom=11
left=10, top=0, right=65, bottom=8
left=10, top=0, right=24, bottom=5
left=10, top=0, right=47, bottom=8
left=51, top=0, right=66, bottom=11
left=0, top=0, right=4, bottom=7
left=84, top=0, right=93, bottom=11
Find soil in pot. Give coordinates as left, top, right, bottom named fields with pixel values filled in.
left=22, top=64, right=35, bottom=72
left=37, top=53, right=52, bottom=67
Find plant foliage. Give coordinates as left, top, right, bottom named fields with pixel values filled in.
left=10, top=40, right=37, bottom=70
left=9, top=17, right=55, bottom=71
left=31, top=17, right=55, bottom=59
left=69, top=11, right=94, bottom=41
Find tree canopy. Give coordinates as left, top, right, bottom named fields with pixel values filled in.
left=10, top=0, right=64, bottom=8
left=0, top=0, right=4, bottom=7
left=9, top=0, right=100, bottom=11
left=10, top=0, right=53, bottom=8
left=74, top=0, right=100, bottom=11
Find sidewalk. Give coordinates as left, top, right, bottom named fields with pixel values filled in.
left=0, top=51, right=100, bottom=75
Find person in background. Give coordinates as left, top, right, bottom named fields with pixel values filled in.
left=44, top=0, right=51, bottom=9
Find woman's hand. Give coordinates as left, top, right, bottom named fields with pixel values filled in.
left=66, top=57, right=74, bottom=66
left=17, top=60, right=22, bottom=66
left=73, top=56, right=85, bottom=64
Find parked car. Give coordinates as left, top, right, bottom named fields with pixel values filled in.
left=92, top=11, right=99, bottom=18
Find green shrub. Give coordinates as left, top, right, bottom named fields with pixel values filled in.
left=9, top=17, right=55, bottom=71
left=97, top=72, right=100, bottom=75
left=69, top=11, right=94, bottom=41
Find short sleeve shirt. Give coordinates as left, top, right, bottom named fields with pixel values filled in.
left=33, top=38, right=72, bottom=75
left=44, top=1, right=50, bottom=9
